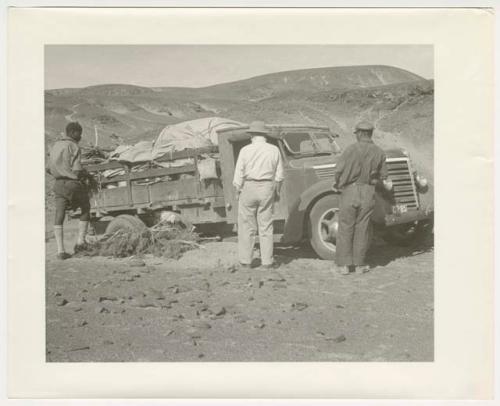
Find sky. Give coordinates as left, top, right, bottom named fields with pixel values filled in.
left=45, top=45, right=433, bottom=90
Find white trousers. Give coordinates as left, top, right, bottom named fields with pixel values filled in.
left=237, top=181, right=275, bottom=265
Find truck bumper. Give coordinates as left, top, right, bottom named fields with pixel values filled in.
left=384, top=207, right=433, bottom=226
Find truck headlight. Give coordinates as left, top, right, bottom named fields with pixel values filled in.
left=382, top=179, right=393, bottom=191
left=415, top=173, right=428, bottom=192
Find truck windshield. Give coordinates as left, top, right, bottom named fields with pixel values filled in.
left=282, top=131, right=340, bottom=156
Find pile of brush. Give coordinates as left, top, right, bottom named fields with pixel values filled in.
left=77, top=222, right=201, bottom=260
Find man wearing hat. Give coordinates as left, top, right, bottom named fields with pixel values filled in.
left=233, top=121, right=284, bottom=269
left=333, top=121, right=389, bottom=275
left=48, top=121, right=91, bottom=260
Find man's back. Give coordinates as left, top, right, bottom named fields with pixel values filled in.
left=49, top=138, right=82, bottom=180
left=233, top=139, right=283, bottom=185
left=335, top=139, right=387, bottom=189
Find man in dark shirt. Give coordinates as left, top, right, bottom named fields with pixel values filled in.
left=48, top=122, right=90, bottom=259
left=333, top=121, right=389, bottom=275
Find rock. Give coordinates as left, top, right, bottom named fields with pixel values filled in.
left=332, top=334, right=346, bottom=343
left=214, top=307, right=226, bottom=316
left=73, top=307, right=83, bottom=312
left=165, top=329, right=174, bottom=337
left=129, top=259, right=146, bottom=267
left=235, top=314, right=249, bottom=323
left=198, top=353, right=205, bottom=359
left=80, top=297, right=87, bottom=302
left=131, top=298, right=158, bottom=308
left=96, top=306, right=110, bottom=314
left=198, top=304, right=209, bottom=312
left=103, top=340, right=114, bottom=345
left=147, top=289, right=165, bottom=300
left=316, top=331, right=326, bottom=337
left=54, top=292, right=62, bottom=297
left=335, top=304, right=345, bottom=309
left=291, top=302, right=308, bottom=311
left=186, top=327, right=200, bottom=336
left=226, top=264, right=238, bottom=273
left=99, top=296, right=118, bottom=302
left=192, top=321, right=211, bottom=330
left=267, top=273, right=286, bottom=282
left=254, top=322, right=266, bottom=329
left=75, top=320, right=88, bottom=327
left=248, top=296, right=254, bottom=301
left=68, top=345, right=90, bottom=352
left=172, top=287, right=180, bottom=294
left=56, top=298, right=68, bottom=306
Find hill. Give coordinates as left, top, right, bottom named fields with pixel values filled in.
left=44, top=65, right=433, bottom=183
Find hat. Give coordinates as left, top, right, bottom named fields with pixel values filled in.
left=354, top=121, right=374, bottom=133
left=247, top=121, right=269, bottom=135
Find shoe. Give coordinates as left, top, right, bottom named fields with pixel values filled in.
left=260, top=263, right=275, bottom=270
left=74, top=242, right=89, bottom=253
left=337, top=266, right=350, bottom=275
left=56, top=252, right=71, bottom=260
left=355, top=266, right=370, bottom=274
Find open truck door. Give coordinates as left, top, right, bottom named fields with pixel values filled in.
left=217, top=127, right=251, bottom=224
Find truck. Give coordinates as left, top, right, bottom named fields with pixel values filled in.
left=82, top=124, right=433, bottom=260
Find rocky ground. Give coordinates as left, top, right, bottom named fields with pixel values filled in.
left=45, top=228, right=434, bottom=362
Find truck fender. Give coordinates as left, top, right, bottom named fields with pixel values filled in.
left=282, top=179, right=339, bottom=244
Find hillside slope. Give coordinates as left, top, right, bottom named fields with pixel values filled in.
left=45, top=65, right=433, bottom=184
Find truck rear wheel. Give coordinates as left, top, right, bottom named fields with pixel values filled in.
left=309, top=194, right=339, bottom=260
left=105, top=214, right=147, bottom=236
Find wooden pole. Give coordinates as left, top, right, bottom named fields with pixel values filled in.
left=94, top=125, right=99, bottom=147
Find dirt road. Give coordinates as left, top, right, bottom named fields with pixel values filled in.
left=45, top=228, right=433, bottom=362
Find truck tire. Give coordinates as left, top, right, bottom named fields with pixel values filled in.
left=105, top=214, right=147, bottom=236
left=309, top=194, right=340, bottom=260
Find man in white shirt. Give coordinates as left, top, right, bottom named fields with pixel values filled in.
left=233, top=121, right=284, bottom=269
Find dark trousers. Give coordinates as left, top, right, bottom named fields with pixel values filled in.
left=53, top=179, right=90, bottom=225
left=336, top=183, right=375, bottom=266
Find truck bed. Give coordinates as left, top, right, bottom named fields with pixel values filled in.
left=84, top=146, right=226, bottom=223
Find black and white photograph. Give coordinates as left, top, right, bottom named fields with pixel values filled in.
left=43, top=44, right=435, bottom=362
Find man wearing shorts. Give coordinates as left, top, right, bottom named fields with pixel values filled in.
left=48, top=121, right=90, bottom=260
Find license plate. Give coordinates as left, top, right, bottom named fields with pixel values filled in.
left=392, top=204, right=408, bottom=215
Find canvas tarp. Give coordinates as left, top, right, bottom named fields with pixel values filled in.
left=108, top=117, right=245, bottom=164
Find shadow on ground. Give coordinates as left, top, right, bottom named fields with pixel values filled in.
left=270, top=232, right=434, bottom=268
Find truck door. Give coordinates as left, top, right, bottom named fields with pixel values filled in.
left=217, top=128, right=250, bottom=224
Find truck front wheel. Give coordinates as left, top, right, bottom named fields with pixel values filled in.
left=309, top=194, right=340, bottom=260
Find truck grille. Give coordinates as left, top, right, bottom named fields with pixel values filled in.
left=313, top=164, right=336, bottom=180
left=386, top=159, right=419, bottom=209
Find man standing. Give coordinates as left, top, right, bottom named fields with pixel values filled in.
left=233, top=121, right=284, bottom=269
left=333, top=121, right=389, bottom=275
left=48, top=122, right=91, bottom=260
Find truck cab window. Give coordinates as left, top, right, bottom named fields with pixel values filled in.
left=283, top=131, right=340, bottom=156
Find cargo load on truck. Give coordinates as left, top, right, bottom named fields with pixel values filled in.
left=83, top=117, right=245, bottom=188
